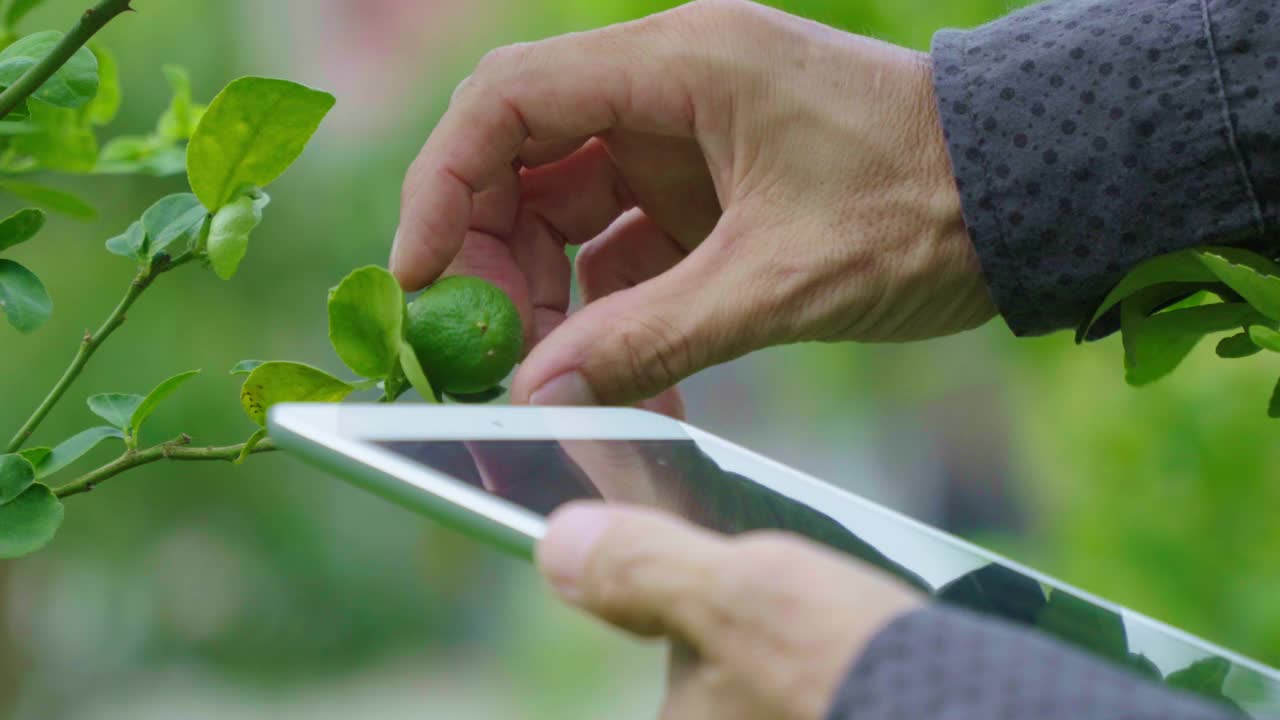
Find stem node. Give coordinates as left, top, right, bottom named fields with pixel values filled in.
left=5, top=253, right=195, bottom=453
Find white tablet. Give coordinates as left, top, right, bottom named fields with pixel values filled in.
left=268, top=403, right=1279, bottom=715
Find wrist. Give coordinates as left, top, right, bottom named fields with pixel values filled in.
left=908, top=53, right=998, bottom=335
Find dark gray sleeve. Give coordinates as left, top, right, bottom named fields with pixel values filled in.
left=932, top=0, right=1280, bottom=336
left=826, top=605, right=1241, bottom=720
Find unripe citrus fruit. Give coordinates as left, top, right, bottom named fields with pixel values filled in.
left=405, top=276, right=522, bottom=394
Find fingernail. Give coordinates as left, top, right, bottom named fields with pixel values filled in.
left=389, top=226, right=403, bottom=274
left=540, top=504, right=613, bottom=600
left=529, top=371, right=598, bottom=406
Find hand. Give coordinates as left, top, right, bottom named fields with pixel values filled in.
left=536, top=502, right=925, bottom=720
left=392, top=0, right=995, bottom=408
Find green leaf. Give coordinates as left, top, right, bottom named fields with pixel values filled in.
left=1270, top=376, right=1280, bottom=420
left=230, top=359, right=265, bottom=376
left=96, top=136, right=185, bottom=176
left=328, top=265, right=404, bottom=379
left=445, top=386, right=507, bottom=404
left=1079, top=250, right=1218, bottom=341
left=206, top=191, right=266, bottom=279
left=1036, top=590, right=1128, bottom=662
left=1247, top=324, right=1280, bottom=352
left=86, top=392, right=143, bottom=431
left=239, top=361, right=354, bottom=426
left=0, top=31, right=99, bottom=108
left=0, top=483, right=63, bottom=558
left=399, top=340, right=439, bottom=403
left=0, top=179, right=95, bottom=218
left=1127, top=653, right=1163, bottom=680
left=104, top=220, right=144, bottom=259
left=85, top=44, right=119, bottom=125
left=1199, top=251, right=1280, bottom=322
left=187, top=76, right=334, bottom=211
left=1215, top=332, right=1262, bottom=359
left=34, top=425, right=123, bottom=478
left=17, top=447, right=48, bottom=467
left=142, top=192, right=206, bottom=256
left=0, top=206, right=43, bottom=252
left=131, top=370, right=200, bottom=438
left=0, top=452, right=35, bottom=504
left=935, top=563, right=1047, bottom=626
left=1123, top=302, right=1266, bottom=386
left=4, top=0, right=47, bottom=30
left=0, top=258, right=50, bottom=332
left=11, top=100, right=97, bottom=172
left=235, top=428, right=267, bottom=464
left=0, top=118, right=36, bottom=134
left=1166, top=657, right=1230, bottom=697
left=156, top=64, right=198, bottom=141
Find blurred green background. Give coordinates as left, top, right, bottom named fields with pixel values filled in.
left=2, top=0, right=1278, bottom=717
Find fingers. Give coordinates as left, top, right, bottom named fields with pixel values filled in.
left=540, top=505, right=926, bottom=720
left=575, top=208, right=686, bottom=305
left=519, top=136, right=589, bottom=168
left=574, top=209, right=690, bottom=419
left=391, top=10, right=702, bottom=290
left=511, top=212, right=763, bottom=407
left=538, top=504, right=923, bottom=661
left=537, top=502, right=730, bottom=642
left=435, top=165, right=533, bottom=331
left=508, top=139, right=637, bottom=347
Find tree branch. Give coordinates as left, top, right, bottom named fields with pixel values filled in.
left=54, top=435, right=278, bottom=499
left=5, top=252, right=194, bottom=453
left=0, top=0, right=135, bottom=120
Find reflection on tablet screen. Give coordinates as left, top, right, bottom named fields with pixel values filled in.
left=378, top=438, right=1279, bottom=716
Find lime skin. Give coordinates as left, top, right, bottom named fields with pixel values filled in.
left=405, top=276, right=523, bottom=394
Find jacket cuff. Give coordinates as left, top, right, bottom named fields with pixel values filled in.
left=932, top=0, right=1266, bottom=336
left=826, top=604, right=1237, bottom=720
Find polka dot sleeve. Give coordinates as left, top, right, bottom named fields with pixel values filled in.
left=826, top=605, right=1242, bottom=720
left=931, top=0, right=1280, bottom=337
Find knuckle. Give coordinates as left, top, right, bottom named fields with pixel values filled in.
left=573, top=238, right=605, bottom=279
left=449, top=74, right=475, bottom=104
left=573, top=244, right=604, bottom=298
left=607, top=314, right=694, bottom=396
left=706, top=533, right=798, bottom=602
left=732, top=531, right=813, bottom=578
left=474, top=42, right=532, bottom=80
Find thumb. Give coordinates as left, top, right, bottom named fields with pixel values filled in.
left=536, top=501, right=729, bottom=641
left=511, top=223, right=758, bottom=407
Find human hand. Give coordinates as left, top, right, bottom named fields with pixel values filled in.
left=535, top=502, right=924, bottom=720
left=392, top=0, right=995, bottom=408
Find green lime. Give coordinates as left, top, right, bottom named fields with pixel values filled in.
left=405, top=276, right=523, bottom=394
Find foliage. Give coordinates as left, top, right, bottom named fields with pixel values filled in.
left=936, top=563, right=1240, bottom=708
left=1085, top=247, right=1280, bottom=417
left=0, top=0, right=510, bottom=561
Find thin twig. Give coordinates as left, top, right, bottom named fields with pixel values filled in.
left=5, top=253, right=194, bottom=453
left=54, top=436, right=278, bottom=499
left=0, top=0, right=136, bottom=120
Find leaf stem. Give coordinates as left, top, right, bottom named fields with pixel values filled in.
left=54, top=435, right=278, bottom=499
left=0, top=0, right=136, bottom=120
left=4, top=252, right=193, bottom=453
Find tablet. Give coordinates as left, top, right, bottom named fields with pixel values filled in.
left=268, top=403, right=1280, bottom=715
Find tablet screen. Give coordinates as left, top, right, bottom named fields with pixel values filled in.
left=376, top=436, right=1278, bottom=716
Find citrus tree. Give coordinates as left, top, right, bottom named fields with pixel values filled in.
left=0, top=0, right=517, bottom=560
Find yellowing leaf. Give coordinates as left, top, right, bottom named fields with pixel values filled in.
left=239, top=361, right=354, bottom=426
